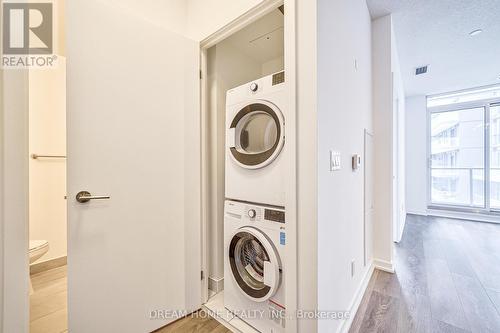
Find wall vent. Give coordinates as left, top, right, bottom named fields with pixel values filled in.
left=415, top=65, right=428, bottom=75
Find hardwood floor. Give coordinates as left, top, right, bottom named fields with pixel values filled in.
left=30, top=266, right=68, bottom=333
left=350, top=214, right=500, bottom=333
left=30, top=266, right=229, bottom=333
left=154, top=312, right=232, bottom=333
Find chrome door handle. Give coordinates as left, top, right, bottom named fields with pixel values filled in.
left=76, top=191, right=110, bottom=203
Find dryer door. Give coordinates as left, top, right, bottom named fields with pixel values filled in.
left=228, top=100, right=284, bottom=169
left=228, top=226, right=281, bottom=302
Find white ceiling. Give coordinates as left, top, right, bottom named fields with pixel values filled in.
left=367, top=0, right=500, bottom=97
left=223, top=9, right=284, bottom=64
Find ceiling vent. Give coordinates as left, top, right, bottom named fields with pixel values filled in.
left=415, top=65, right=428, bottom=75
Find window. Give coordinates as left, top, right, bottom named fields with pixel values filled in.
left=428, top=85, right=500, bottom=108
left=429, top=108, right=484, bottom=207
left=491, top=105, right=500, bottom=209
left=428, top=85, right=500, bottom=213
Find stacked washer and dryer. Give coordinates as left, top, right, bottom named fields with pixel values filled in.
left=224, top=71, right=287, bottom=333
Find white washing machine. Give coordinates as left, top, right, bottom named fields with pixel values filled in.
left=224, top=200, right=286, bottom=333
left=225, top=71, right=286, bottom=207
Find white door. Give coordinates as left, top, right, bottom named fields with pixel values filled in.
left=364, top=130, right=374, bottom=266
left=66, top=2, right=201, bottom=332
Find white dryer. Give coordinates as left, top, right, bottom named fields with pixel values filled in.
left=225, top=72, right=286, bottom=207
left=224, top=200, right=286, bottom=333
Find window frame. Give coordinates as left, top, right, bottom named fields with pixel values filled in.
left=427, top=96, right=500, bottom=215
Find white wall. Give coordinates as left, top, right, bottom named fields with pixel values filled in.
left=206, top=42, right=262, bottom=282
left=405, top=95, right=428, bottom=215
left=81, top=0, right=274, bottom=44
left=66, top=0, right=264, bottom=43
left=103, top=0, right=187, bottom=36
left=262, top=56, right=284, bottom=76
left=391, top=28, right=406, bottom=242
left=186, top=0, right=263, bottom=41
left=317, top=0, right=373, bottom=332
left=372, top=15, right=394, bottom=270
left=29, top=59, right=67, bottom=263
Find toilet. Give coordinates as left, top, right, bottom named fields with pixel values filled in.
left=29, top=240, right=49, bottom=295
left=29, top=240, right=49, bottom=264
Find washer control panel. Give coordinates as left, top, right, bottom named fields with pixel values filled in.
left=264, top=209, right=285, bottom=223
left=244, top=205, right=285, bottom=224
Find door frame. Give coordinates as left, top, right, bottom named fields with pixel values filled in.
left=199, top=1, right=298, bottom=332
left=392, top=95, right=400, bottom=242
left=363, top=129, right=374, bottom=267
left=1, top=69, right=30, bottom=333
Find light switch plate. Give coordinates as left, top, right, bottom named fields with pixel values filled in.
left=330, top=151, right=341, bottom=171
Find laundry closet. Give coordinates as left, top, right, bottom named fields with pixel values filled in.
left=203, top=5, right=287, bottom=333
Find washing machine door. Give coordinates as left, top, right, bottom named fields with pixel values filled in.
left=228, top=100, right=284, bottom=169
left=228, top=226, right=281, bottom=302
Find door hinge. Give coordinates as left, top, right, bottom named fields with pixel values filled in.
left=199, top=70, right=202, bottom=79
left=201, top=270, right=204, bottom=280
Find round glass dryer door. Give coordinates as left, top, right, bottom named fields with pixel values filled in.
left=229, top=101, right=285, bottom=169
left=228, top=227, right=281, bottom=302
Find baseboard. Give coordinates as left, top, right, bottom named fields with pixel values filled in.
left=373, top=259, right=394, bottom=273
left=30, top=255, right=67, bottom=275
left=406, top=210, right=428, bottom=216
left=337, top=263, right=375, bottom=333
left=208, top=276, right=224, bottom=294
left=427, top=209, right=500, bottom=224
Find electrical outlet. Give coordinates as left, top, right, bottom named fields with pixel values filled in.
left=351, top=260, right=356, bottom=277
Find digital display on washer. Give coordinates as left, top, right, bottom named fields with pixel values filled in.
left=265, top=209, right=285, bottom=223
